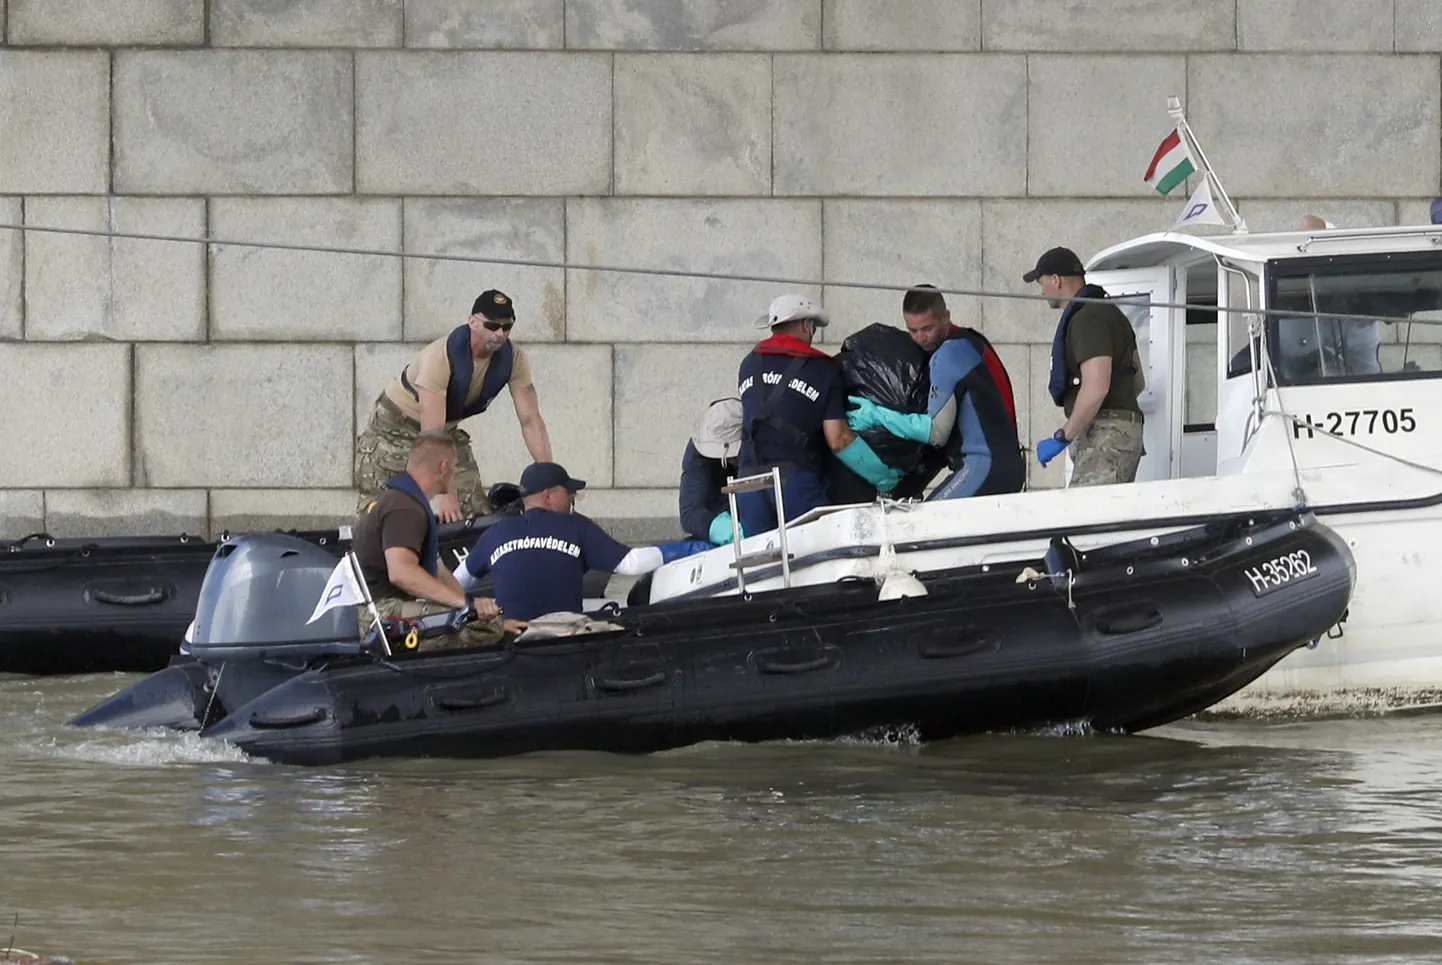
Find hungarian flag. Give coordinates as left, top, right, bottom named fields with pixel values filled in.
left=1144, top=128, right=1196, bottom=196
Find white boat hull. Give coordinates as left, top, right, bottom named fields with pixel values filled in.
left=1209, top=504, right=1442, bottom=714
left=649, top=223, right=1442, bottom=719
left=650, top=462, right=1442, bottom=716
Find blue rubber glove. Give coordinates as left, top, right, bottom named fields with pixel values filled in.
left=1036, top=430, right=1071, bottom=467
left=846, top=396, right=887, bottom=432
left=836, top=436, right=904, bottom=493
left=658, top=539, right=715, bottom=564
left=707, top=511, right=737, bottom=545
left=846, top=396, right=931, bottom=443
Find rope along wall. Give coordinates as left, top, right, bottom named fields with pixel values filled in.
left=0, top=221, right=1435, bottom=331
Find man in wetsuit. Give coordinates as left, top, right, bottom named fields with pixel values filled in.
left=734, top=294, right=902, bottom=536
left=845, top=285, right=1024, bottom=499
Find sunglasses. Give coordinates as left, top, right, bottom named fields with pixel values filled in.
left=482, top=319, right=514, bottom=332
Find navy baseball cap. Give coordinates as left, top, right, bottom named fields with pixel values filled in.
left=519, top=462, right=586, bottom=496
left=472, top=289, right=515, bottom=320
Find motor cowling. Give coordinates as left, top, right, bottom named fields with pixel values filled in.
left=190, top=534, right=358, bottom=648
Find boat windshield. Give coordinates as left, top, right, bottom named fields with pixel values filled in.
left=1267, top=253, right=1442, bottom=384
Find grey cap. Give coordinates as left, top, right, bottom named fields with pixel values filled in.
left=692, top=398, right=743, bottom=461
left=754, top=293, right=830, bottom=331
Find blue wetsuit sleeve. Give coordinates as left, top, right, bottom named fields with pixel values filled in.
left=927, top=342, right=982, bottom=419
left=927, top=342, right=986, bottom=445
left=577, top=515, right=632, bottom=573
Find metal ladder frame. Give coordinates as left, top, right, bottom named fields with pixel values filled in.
left=720, top=468, right=793, bottom=593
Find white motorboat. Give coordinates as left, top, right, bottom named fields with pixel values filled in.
left=647, top=220, right=1442, bottom=717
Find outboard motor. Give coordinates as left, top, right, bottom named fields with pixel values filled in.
left=185, top=534, right=365, bottom=719
left=72, top=533, right=367, bottom=732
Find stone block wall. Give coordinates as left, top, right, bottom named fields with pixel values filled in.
left=1, top=0, right=1439, bottom=539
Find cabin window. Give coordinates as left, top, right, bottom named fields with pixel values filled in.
left=1186, top=309, right=1218, bottom=427
left=1267, top=256, right=1442, bottom=384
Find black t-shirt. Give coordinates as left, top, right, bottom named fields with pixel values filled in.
left=352, top=489, right=429, bottom=599
left=737, top=348, right=846, bottom=472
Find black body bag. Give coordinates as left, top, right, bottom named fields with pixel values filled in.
left=826, top=323, right=945, bottom=502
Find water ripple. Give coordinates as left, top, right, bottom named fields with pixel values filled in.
left=5, top=676, right=1442, bottom=964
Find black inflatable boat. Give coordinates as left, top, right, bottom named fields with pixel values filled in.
left=73, top=510, right=1354, bottom=764
left=0, top=486, right=576, bottom=676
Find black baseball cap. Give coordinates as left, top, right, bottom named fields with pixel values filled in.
left=472, top=289, right=515, bottom=320
left=519, top=462, right=586, bottom=496
left=1022, top=247, right=1086, bottom=283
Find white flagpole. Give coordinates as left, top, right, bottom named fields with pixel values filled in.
left=346, top=550, right=391, bottom=656
left=1167, top=95, right=1247, bottom=234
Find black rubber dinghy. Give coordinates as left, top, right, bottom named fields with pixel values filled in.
left=0, top=486, right=606, bottom=675
left=73, top=510, right=1355, bottom=764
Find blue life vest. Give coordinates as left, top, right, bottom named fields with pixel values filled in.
left=384, top=471, right=439, bottom=576
left=401, top=326, right=514, bottom=423
left=1047, top=285, right=1108, bottom=406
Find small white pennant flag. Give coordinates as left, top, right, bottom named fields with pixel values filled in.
left=306, top=553, right=367, bottom=624
left=1173, top=179, right=1229, bottom=229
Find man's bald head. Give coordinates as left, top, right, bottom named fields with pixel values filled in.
left=1299, top=215, right=1329, bottom=231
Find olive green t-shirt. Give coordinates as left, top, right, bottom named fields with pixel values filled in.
left=352, top=488, right=430, bottom=599
left=1063, top=302, right=1142, bottom=416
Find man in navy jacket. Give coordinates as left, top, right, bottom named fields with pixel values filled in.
left=679, top=397, right=743, bottom=544
left=735, top=294, right=900, bottom=536
left=454, top=462, right=711, bottom=621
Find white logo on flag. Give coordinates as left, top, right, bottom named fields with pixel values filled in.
left=1173, top=179, right=1228, bottom=229
left=306, top=554, right=367, bottom=624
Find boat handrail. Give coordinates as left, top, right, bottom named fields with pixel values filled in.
left=1295, top=226, right=1442, bottom=253
left=722, top=468, right=794, bottom=592
left=663, top=507, right=1310, bottom=602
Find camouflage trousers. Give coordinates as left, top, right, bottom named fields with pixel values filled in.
left=1069, top=411, right=1145, bottom=487
left=357, top=597, right=504, bottom=652
left=353, top=393, right=491, bottom=517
